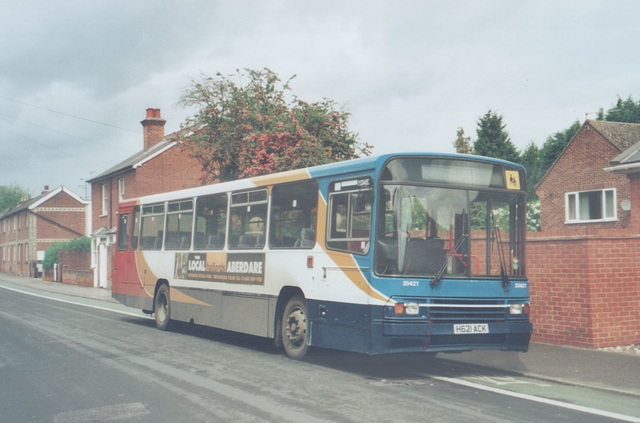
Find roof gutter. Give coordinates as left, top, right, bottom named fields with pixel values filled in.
left=603, top=162, right=640, bottom=174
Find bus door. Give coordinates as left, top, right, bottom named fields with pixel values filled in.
left=325, top=177, right=375, bottom=291
left=114, top=205, right=141, bottom=287
left=314, top=176, right=375, bottom=353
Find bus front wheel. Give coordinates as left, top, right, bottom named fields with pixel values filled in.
left=281, top=296, right=309, bottom=360
left=154, top=284, right=171, bottom=331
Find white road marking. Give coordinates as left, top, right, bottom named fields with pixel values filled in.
left=432, top=376, right=640, bottom=423
left=0, top=283, right=152, bottom=320
left=54, top=402, right=149, bottom=422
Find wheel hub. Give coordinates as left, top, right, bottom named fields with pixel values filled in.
left=286, top=309, right=306, bottom=346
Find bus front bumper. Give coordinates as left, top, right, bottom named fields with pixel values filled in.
left=373, top=320, right=533, bottom=354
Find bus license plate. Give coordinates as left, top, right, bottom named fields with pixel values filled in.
left=453, top=323, right=489, bottom=334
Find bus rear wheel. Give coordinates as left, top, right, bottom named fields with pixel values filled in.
left=154, top=284, right=171, bottom=331
left=281, top=296, right=309, bottom=360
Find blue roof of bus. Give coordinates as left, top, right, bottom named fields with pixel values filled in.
left=306, top=152, right=523, bottom=178
left=130, top=152, right=524, bottom=204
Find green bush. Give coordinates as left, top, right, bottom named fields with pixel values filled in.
left=42, top=236, right=91, bottom=270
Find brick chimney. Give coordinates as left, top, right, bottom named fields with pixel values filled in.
left=141, top=108, right=166, bottom=151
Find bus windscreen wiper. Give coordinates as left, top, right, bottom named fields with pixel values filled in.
left=492, top=215, right=510, bottom=288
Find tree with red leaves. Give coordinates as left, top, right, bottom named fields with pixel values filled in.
left=178, top=68, right=371, bottom=183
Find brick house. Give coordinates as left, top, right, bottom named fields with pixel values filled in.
left=0, top=186, right=89, bottom=278
left=86, top=108, right=206, bottom=288
left=529, top=120, right=640, bottom=348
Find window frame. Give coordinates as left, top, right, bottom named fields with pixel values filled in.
left=118, top=178, right=125, bottom=202
left=194, top=193, right=228, bottom=250
left=101, top=183, right=109, bottom=216
left=139, top=203, right=166, bottom=251
left=228, top=189, right=268, bottom=250
left=164, top=200, right=194, bottom=251
left=130, top=207, right=140, bottom=250
left=269, top=180, right=318, bottom=249
left=326, top=177, right=374, bottom=255
left=116, top=213, right=130, bottom=251
left=565, top=188, right=617, bottom=224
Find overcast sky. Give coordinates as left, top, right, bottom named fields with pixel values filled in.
left=1, top=0, right=639, bottom=198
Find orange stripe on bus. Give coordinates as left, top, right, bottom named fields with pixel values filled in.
left=251, top=168, right=310, bottom=187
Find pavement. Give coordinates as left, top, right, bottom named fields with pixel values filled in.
left=1, top=273, right=638, bottom=398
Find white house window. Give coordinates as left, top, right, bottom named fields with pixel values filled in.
left=101, top=183, right=109, bottom=216
left=566, top=189, right=616, bottom=223
left=118, top=178, right=125, bottom=202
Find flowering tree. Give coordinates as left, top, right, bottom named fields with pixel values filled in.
left=178, top=68, right=371, bottom=182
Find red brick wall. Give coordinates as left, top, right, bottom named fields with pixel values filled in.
left=536, top=122, right=631, bottom=232
left=91, top=178, right=117, bottom=232
left=36, top=191, right=87, bottom=239
left=527, top=229, right=640, bottom=348
left=58, top=250, right=92, bottom=286
left=91, top=143, right=205, bottom=233
left=0, top=211, right=30, bottom=275
left=133, top=144, right=204, bottom=198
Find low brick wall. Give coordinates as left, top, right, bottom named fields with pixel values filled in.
left=61, top=269, right=93, bottom=287
left=527, top=229, right=640, bottom=348
left=58, top=250, right=92, bottom=287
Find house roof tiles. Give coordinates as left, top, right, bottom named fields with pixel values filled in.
left=588, top=120, right=640, bottom=153
left=87, top=134, right=178, bottom=183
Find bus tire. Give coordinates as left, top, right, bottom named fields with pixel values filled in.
left=154, top=284, right=171, bottom=331
left=281, top=295, right=309, bottom=360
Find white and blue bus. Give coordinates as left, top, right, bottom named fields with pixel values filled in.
left=113, top=153, right=532, bottom=359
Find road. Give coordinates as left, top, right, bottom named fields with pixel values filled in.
left=1, top=282, right=638, bottom=423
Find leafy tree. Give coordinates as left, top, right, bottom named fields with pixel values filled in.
left=0, top=184, right=30, bottom=213
left=178, top=68, right=371, bottom=182
left=473, top=110, right=519, bottom=163
left=604, top=96, right=640, bottom=123
left=520, top=142, right=542, bottom=200
left=453, top=127, right=473, bottom=154
left=42, top=237, right=91, bottom=270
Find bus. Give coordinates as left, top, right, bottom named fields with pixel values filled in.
left=113, top=153, right=532, bottom=359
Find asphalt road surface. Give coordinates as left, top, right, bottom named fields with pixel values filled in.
left=1, top=284, right=638, bottom=423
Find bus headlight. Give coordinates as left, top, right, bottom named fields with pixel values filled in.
left=509, top=304, right=529, bottom=315
left=394, top=302, right=420, bottom=315
left=405, top=302, right=419, bottom=315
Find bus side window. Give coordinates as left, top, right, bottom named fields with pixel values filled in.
left=327, top=183, right=373, bottom=254
left=140, top=204, right=165, bottom=250
left=130, top=207, right=140, bottom=250
left=116, top=213, right=130, bottom=251
left=165, top=200, right=193, bottom=250
left=269, top=180, right=318, bottom=249
left=229, top=190, right=267, bottom=249
left=194, top=194, right=228, bottom=250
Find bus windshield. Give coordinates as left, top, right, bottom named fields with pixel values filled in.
left=375, top=158, right=526, bottom=280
